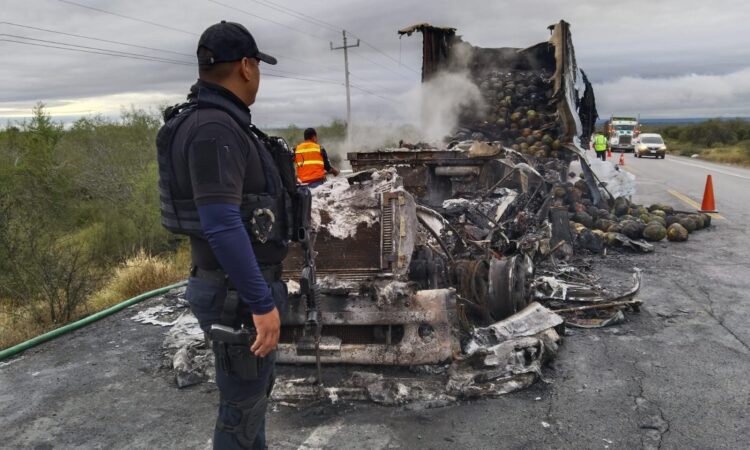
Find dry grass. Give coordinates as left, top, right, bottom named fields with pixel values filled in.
left=87, top=247, right=189, bottom=311
left=669, top=140, right=750, bottom=167
left=1, top=245, right=190, bottom=351
left=0, top=307, right=53, bottom=350
left=698, top=145, right=750, bottom=166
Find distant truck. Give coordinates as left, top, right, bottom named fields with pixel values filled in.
left=608, top=115, right=640, bottom=152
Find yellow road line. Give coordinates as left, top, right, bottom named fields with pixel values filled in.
left=667, top=189, right=725, bottom=220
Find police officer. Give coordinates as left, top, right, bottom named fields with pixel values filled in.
left=294, top=127, right=339, bottom=187
left=593, top=131, right=608, bottom=161
left=157, top=21, right=291, bottom=449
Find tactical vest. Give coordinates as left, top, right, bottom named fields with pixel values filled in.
left=294, top=141, right=326, bottom=183
left=156, top=100, right=297, bottom=245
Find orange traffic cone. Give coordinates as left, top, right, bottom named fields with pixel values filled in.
left=700, top=175, right=717, bottom=213
left=618, top=151, right=625, bottom=166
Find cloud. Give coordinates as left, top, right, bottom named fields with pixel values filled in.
left=0, top=91, right=182, bottom=118
left=594, top=67, right=750, bottom=118
left=1, top=0, right=749, bottom=124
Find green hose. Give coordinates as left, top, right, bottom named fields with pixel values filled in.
left=0, top=280, right=187, bottom=362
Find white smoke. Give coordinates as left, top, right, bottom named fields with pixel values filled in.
left=403, top=72, right=485, bottom=145
left=321, top=123, right=422, bottom=169
left=321, top=70, right=484, bottom=163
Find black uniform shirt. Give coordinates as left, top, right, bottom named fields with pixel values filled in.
left=170, top=80, right=284, bottom=267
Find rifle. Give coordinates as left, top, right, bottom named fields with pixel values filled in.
left=293, top=186, right=341, bottom=388
left=247, top=130, right=340, bottom=386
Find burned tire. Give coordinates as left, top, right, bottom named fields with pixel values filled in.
left=487, top=256, right=529, bottom=320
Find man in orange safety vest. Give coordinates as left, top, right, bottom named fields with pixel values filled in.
left=294, top=127, right=340, bottom=187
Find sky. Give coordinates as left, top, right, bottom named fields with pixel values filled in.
left=2, top=0, right=749, bottom=128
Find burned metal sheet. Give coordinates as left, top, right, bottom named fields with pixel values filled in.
left=278, top=288, right=459, bottom=365
left=447, top=330, right=559, bottom=399
left=271, top=302, right=564, bottom=406
left=465, top=302, right=564, bottom=354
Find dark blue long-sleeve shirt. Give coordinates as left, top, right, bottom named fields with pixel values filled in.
left=197, top=203, right=275, bottom=315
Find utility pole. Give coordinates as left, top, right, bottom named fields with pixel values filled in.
left=330, top=30, right=359, bottom=131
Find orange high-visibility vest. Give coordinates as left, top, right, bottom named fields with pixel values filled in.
left=295, top=141, right=326, bottom=183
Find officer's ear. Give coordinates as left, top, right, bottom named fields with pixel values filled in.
left=239, top=57, right=258, bottom=81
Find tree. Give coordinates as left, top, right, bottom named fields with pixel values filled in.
left=0, top=194, right=97, bottom=325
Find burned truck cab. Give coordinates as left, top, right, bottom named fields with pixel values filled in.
left=279, top=170, right=459, bottom=365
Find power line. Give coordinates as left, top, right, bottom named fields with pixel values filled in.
left=0, top=38, right=345, bottom=86
left=0, top=33, right=192, bottom=65
left=245, top=1, right=421, bottom=77
left=58, top=0, right=197, bottom=36
left=350, top=52, right=414, bottom=81
left=348, top=33, right=421, bottom=75
left=0, top=22, right=193, bottom=58
left=349, top=83, right=397, bottom=104
left=248, top=0, right=341, bottom=33
left=207, top=0, right=330, bottom=42
left=0, top=38, right=193, bottom=66
left=2, top=21, right=347, bottom=84
left=265, top=70, right=341, bottom=85
left=57, top=0, right=344, bottom=74
left=230, top=6, right=408, bottom=103
left=348, top=73, right=395, bottom=94
left=57, top=0, right=420, bottom=82
left=263, top=67, right=342, bottom=84
left=5, top=23, right=349, bottom=86
left=45, top=1, right=405, bottom=102
left=0, top=43, right=395, bottom=118
left=204, top=0, right=345, bottom=72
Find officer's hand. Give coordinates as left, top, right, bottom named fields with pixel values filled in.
left=331, top=167, right=340, bottom=176
left=251, top=307, right=280, bottom=357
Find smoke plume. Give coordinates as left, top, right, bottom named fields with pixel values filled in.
left=408, top=72, right=484, bottom=144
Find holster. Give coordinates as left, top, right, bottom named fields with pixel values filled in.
left=210, top=324, right=260, bottom=381
left=191, top=267, right=281, bottom=382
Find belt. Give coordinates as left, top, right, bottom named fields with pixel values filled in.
left=191, top=264, right=282, bottom=287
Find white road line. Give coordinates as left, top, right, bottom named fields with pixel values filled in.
left=669, top=158, right=750, bottom=181
left=297, top=420, right=344, bottom=450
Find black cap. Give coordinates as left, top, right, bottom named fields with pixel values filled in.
left=197, top=21, right=277, bottom=66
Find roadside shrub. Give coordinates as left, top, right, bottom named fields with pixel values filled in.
left=88, top=248, right=188, bottom=311
left=657, top=118, right=750, bottom=148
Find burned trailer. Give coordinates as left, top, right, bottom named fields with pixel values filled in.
left=350, top=20, right=600, bottom=204
left=344, top=21, right=604, bottom=321
left=278, top=21, right=601, bottom=366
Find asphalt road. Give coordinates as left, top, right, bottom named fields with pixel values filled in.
left=620, top=152, right=750, bottom=224
left=1, top=154, right=749, bottom=449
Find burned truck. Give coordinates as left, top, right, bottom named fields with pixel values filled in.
left=278, top=20, right=600, bottom=366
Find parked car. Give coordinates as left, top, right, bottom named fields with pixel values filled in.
left=634, top=133, right=667, bottom=159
